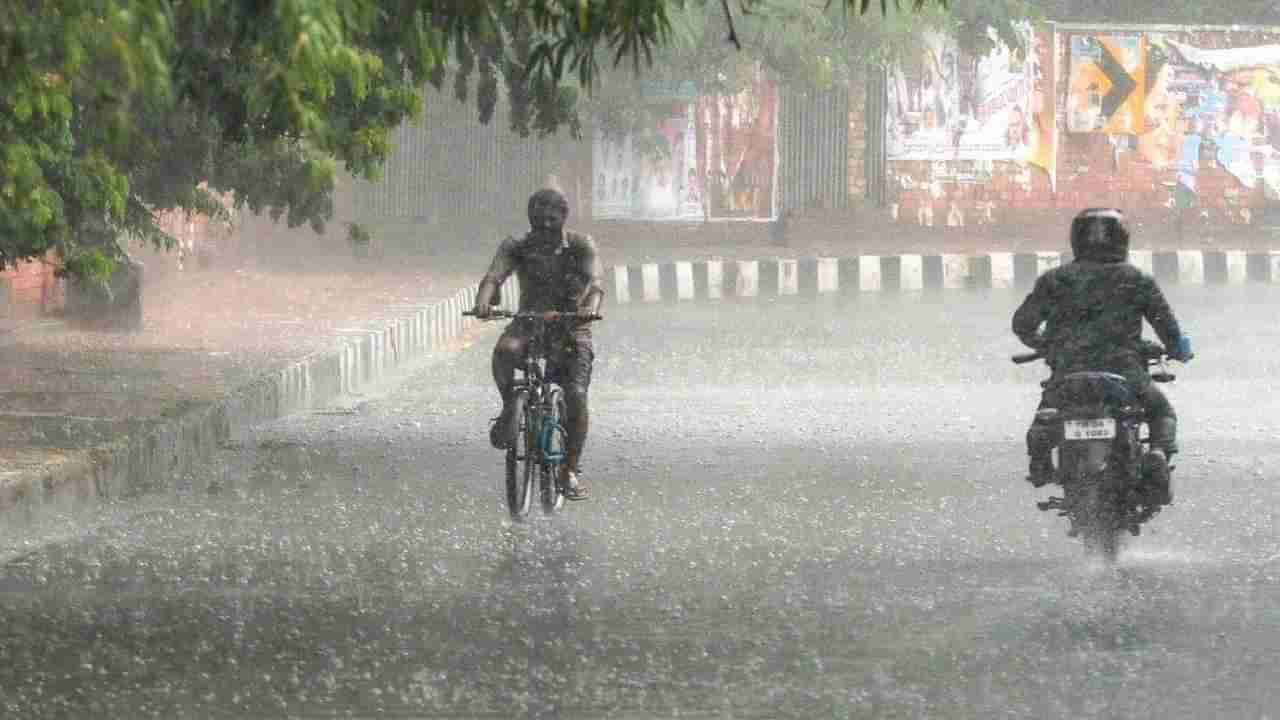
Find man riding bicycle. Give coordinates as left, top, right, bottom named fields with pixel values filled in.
left=471, top=189, right=604, bottom=501
left=1013, top=208, right=1193, bottom=502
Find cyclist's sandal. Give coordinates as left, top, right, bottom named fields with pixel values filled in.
left=562, top=472, right=590, bottom=501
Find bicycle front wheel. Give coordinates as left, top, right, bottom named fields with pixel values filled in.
left=505, top=391, right=534, bottom=519
left=540, top=388, right=568, bottom=515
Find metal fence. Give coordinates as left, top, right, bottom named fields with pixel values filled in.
left=356, top=82, right=867, bottom=229
left=863, top=69, right=888, bottom=208
left=777, top=85, right=851, bottom=214
left=351, top=94, right=575, bottom=227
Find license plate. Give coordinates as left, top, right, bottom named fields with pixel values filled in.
left=1063, top=418, right=1116, bottom=440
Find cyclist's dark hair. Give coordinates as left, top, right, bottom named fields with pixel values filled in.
left=528, top=188, right=569, bottom=219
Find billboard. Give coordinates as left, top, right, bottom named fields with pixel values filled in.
left=886, top=28, right=1039, bottom=161
left=695, top=71, right=779, bottom=219
left=591, top=71, right=779, bottom=221
left=1067, top=34, right=1147, bottom=134
left=592, top=106, right=704, bottom=222
left=1137, top=36, right=1280, bottom=196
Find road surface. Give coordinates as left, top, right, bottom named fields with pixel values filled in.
left=2, top=285, right=1278, bottom=718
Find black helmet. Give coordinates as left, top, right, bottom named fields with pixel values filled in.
left=1070, top=208, right=1130, bottom=262
left=527, top=188, right=569, bottom=222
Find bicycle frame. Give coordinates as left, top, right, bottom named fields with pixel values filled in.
left=510, top=316, right=568, bottom=470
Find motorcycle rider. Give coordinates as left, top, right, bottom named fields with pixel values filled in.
left=471, top=189, right=604, bottom=501
left=1013, top=208, right=1194, bottom=503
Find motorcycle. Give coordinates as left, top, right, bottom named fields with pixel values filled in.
left=1012, top=341, right=1176, bottom=561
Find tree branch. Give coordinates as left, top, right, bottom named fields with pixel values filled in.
left=720, top=0, right=741, bottom=50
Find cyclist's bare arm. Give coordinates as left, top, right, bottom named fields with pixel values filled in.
left=576, top=236, right=605, bottom=316
left=474, top=236, right=519, bottom=314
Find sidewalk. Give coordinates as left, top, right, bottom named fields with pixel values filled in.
left=1, top=249, right=484, bottom=525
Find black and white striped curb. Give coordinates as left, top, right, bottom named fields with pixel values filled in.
left=2, top=276, right=520, bottom=522
left=605, top=250, right=1277, bottom=303
left=327, top=278, right=517, bottom=402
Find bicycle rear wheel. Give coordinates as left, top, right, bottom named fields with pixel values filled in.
left=540, top=388, right=568, bottom=515
left=505, top=391, right=535, bottom=519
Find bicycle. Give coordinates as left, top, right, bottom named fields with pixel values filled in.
left=463, top=308, right=602, bottom=519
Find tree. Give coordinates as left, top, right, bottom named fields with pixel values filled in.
left=0, top=2, right=167, bottom=278
left=1, top=0, right=986, bottom=285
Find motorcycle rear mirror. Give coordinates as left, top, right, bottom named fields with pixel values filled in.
left=1151, top=372, right=1176, bottom=383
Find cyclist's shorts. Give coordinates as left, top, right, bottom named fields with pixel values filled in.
left=499, top=326, right=594, bottom=390
left=547, top=331, right=594, bottom=390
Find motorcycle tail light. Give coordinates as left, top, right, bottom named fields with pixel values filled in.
left=1036, top=408, right=1060, bottom=423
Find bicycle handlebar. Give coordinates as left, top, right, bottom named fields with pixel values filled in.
left=463, top=309, right=603, bottom=322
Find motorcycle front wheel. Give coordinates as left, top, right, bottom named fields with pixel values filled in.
left=505, top=391, right=535, bottom=520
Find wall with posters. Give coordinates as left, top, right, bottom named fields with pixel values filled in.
left=885, top=24, right=1280, bottom=237
left=590, top=70, right=779, bottom=222
left=886, top=25, right=1058, bottom=228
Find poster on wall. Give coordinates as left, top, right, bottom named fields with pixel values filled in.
left=695, top=70, right=779, bottom=220
left=590, top=105, right=703, bottom=221
left=885, top=27, right=1037, bottom=161
left=591, top=132, right=635, bottom=220
left=1136, top=36, right=1280, bottom=198
left=1067, top=34, right=1146, bottom=134
left=591, top=71, right=779, bottom=222
left=1028, top=28, right=1058, bottom=188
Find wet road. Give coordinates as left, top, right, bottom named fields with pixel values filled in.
left=2, top=286, right=1280, bottom=718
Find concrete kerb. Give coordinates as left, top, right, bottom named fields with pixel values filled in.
left=604, top=249, right=1275, bottom=303
left=1, top=277, right=505, bottom=524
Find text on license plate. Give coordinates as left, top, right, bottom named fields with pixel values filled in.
left=1063, top=418, right=1116, bottom=440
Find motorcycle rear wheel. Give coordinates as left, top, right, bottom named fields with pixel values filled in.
left=1070, top=477, right=1123, bottom=563
left=1081, top=524, right=1122, bottom=562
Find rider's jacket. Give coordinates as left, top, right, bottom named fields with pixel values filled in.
left=482, top=229, right=604, bottom=314
left=1012, top=243, right=1185, bottom=380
